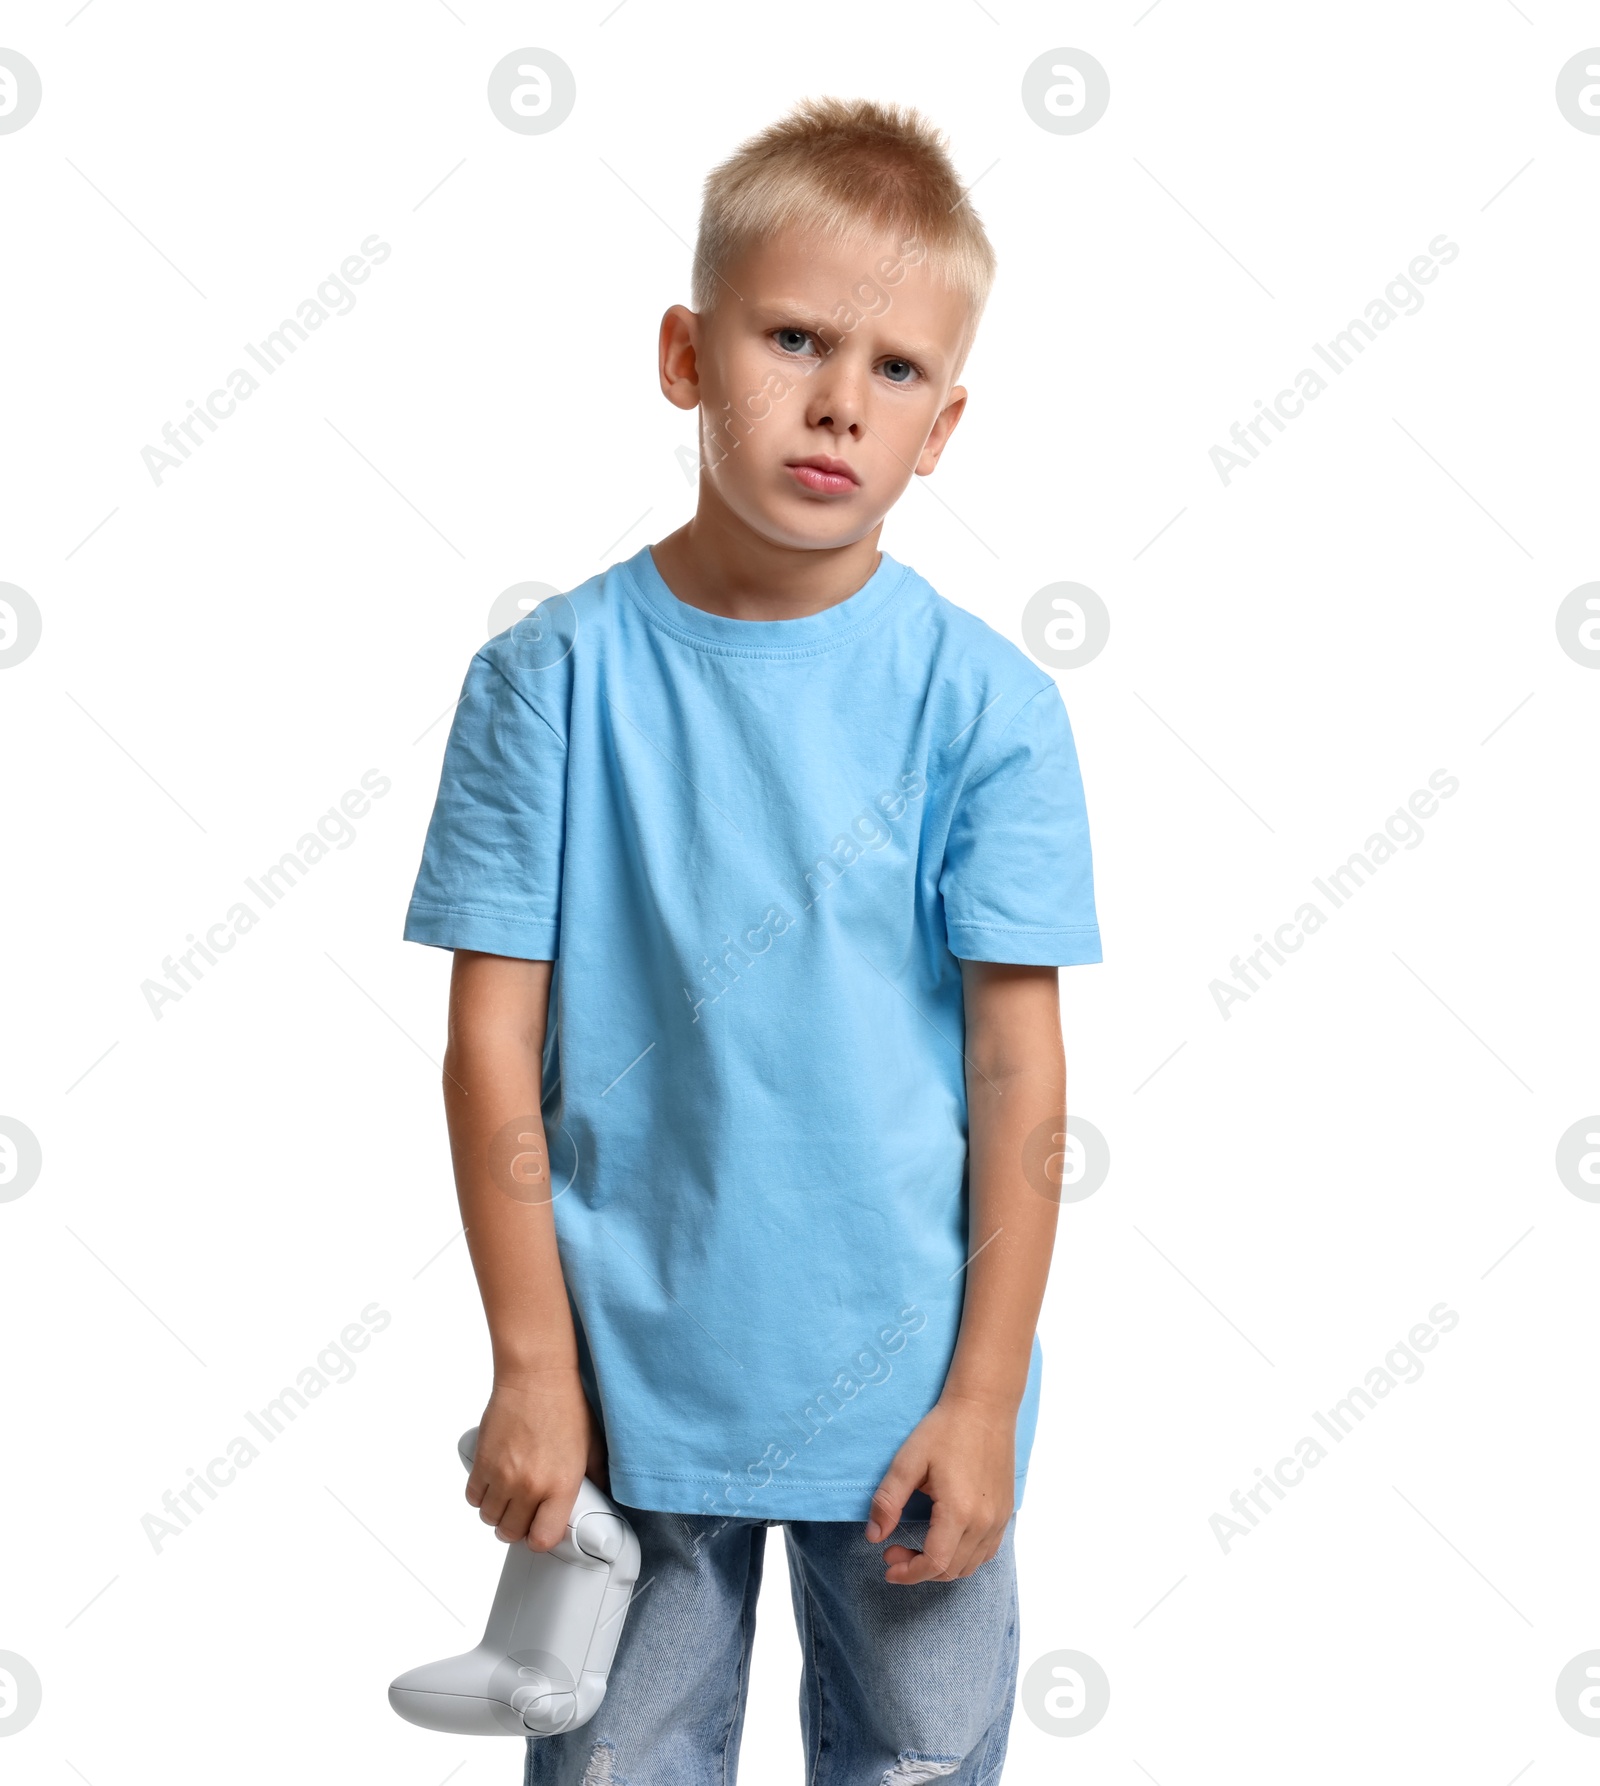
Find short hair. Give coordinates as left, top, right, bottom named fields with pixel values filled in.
left=690, top=96, right=996, bottom=362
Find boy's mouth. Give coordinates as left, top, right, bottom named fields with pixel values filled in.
left=785, top=455, right=859, bottom=495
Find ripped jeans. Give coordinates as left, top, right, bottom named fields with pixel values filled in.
left=522, top=1504, right=1019, bottom=1785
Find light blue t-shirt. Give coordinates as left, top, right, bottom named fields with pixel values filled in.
left=404, top=543, right=1101, bottom=1521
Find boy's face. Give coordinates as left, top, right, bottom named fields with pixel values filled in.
left=659, top=224, right=974, bottom=552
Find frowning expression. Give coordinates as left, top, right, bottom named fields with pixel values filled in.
left=660, top=224, right=976, bottom=550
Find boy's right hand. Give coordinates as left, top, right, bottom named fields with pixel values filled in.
left=466, top=1367, right=610, bottom=1553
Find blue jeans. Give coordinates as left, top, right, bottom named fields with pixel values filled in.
left=522, top=1505, right=1019, bottom=1784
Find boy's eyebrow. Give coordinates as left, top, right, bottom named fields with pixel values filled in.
left=749, top=300, right=950, bottom=366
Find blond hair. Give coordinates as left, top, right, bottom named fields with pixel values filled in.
left=690, top=96, right=996, bottom=350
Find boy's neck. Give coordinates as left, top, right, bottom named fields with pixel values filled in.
left=650, top=500, right=884, bottom=624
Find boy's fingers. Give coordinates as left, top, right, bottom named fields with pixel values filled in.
left=891, top=1543, right=957, bottom=1584
left=493, top=1490, right=536, bottom=1544
left=881, top=1542, right=921, bottom=1582
left=967, top=1534, right=1000, bottom=1575
left=865, top=1476, right=914, bottom=1543
left=525, top=1486, right=575, bottom=1552
left=944, top=1513, right=1004, bottom=1579
left=945, top=1526, right=989, bottom=1580
left=931, top=1528, right=979, bottom=1583
left=471, top=1480, right=508, bottom=1529
left=886, top=1499, right=965, bottom=1584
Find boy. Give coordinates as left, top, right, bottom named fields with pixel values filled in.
left=404, top=96, right=1101, bottom=1783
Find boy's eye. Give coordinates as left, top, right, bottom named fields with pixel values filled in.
left=880, top=358, right=918, bottom=385
left=773, top=327, right=819, bottom=356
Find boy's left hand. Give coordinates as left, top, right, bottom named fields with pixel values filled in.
left=865, top=1391, right=1015, bottom=1583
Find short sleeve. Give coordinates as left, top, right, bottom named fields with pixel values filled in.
left=402, top=647, right=566, bottom=960
left=939, top=681, right=1102, bottom=966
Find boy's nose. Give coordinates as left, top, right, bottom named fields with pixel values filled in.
left=803, top=364, right=867, bottom=431
left=805, top=390, right=866, bottom=435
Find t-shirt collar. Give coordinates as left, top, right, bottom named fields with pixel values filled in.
left=618, top=542, right=907, bottom=657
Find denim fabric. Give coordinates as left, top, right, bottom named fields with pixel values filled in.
left=523, top=1504, right=1019, bottom=1784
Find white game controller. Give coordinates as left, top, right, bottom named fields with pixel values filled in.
left=388, top=1426, right=640, bottom=1737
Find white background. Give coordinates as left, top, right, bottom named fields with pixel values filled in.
left=2, top=2, right=1597, bottom=1781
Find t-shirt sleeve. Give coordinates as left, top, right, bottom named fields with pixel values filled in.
left=402, top=647, right=566, bottom=960
left=939, top=680, right=1103, bottom=966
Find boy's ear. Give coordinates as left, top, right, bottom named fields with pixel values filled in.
left=915, top=386, right=968, bottom=477
left=659, top=304, right=702, bottom=412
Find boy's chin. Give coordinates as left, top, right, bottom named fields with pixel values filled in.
left=766, top=523, right=880, bottom=556
left=733, top=495, right=884, bottom=555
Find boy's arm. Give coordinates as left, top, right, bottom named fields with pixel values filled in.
left=444, top=949, right=607, bottom=1552
left=867, top=959, right=1066, bottom=1582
